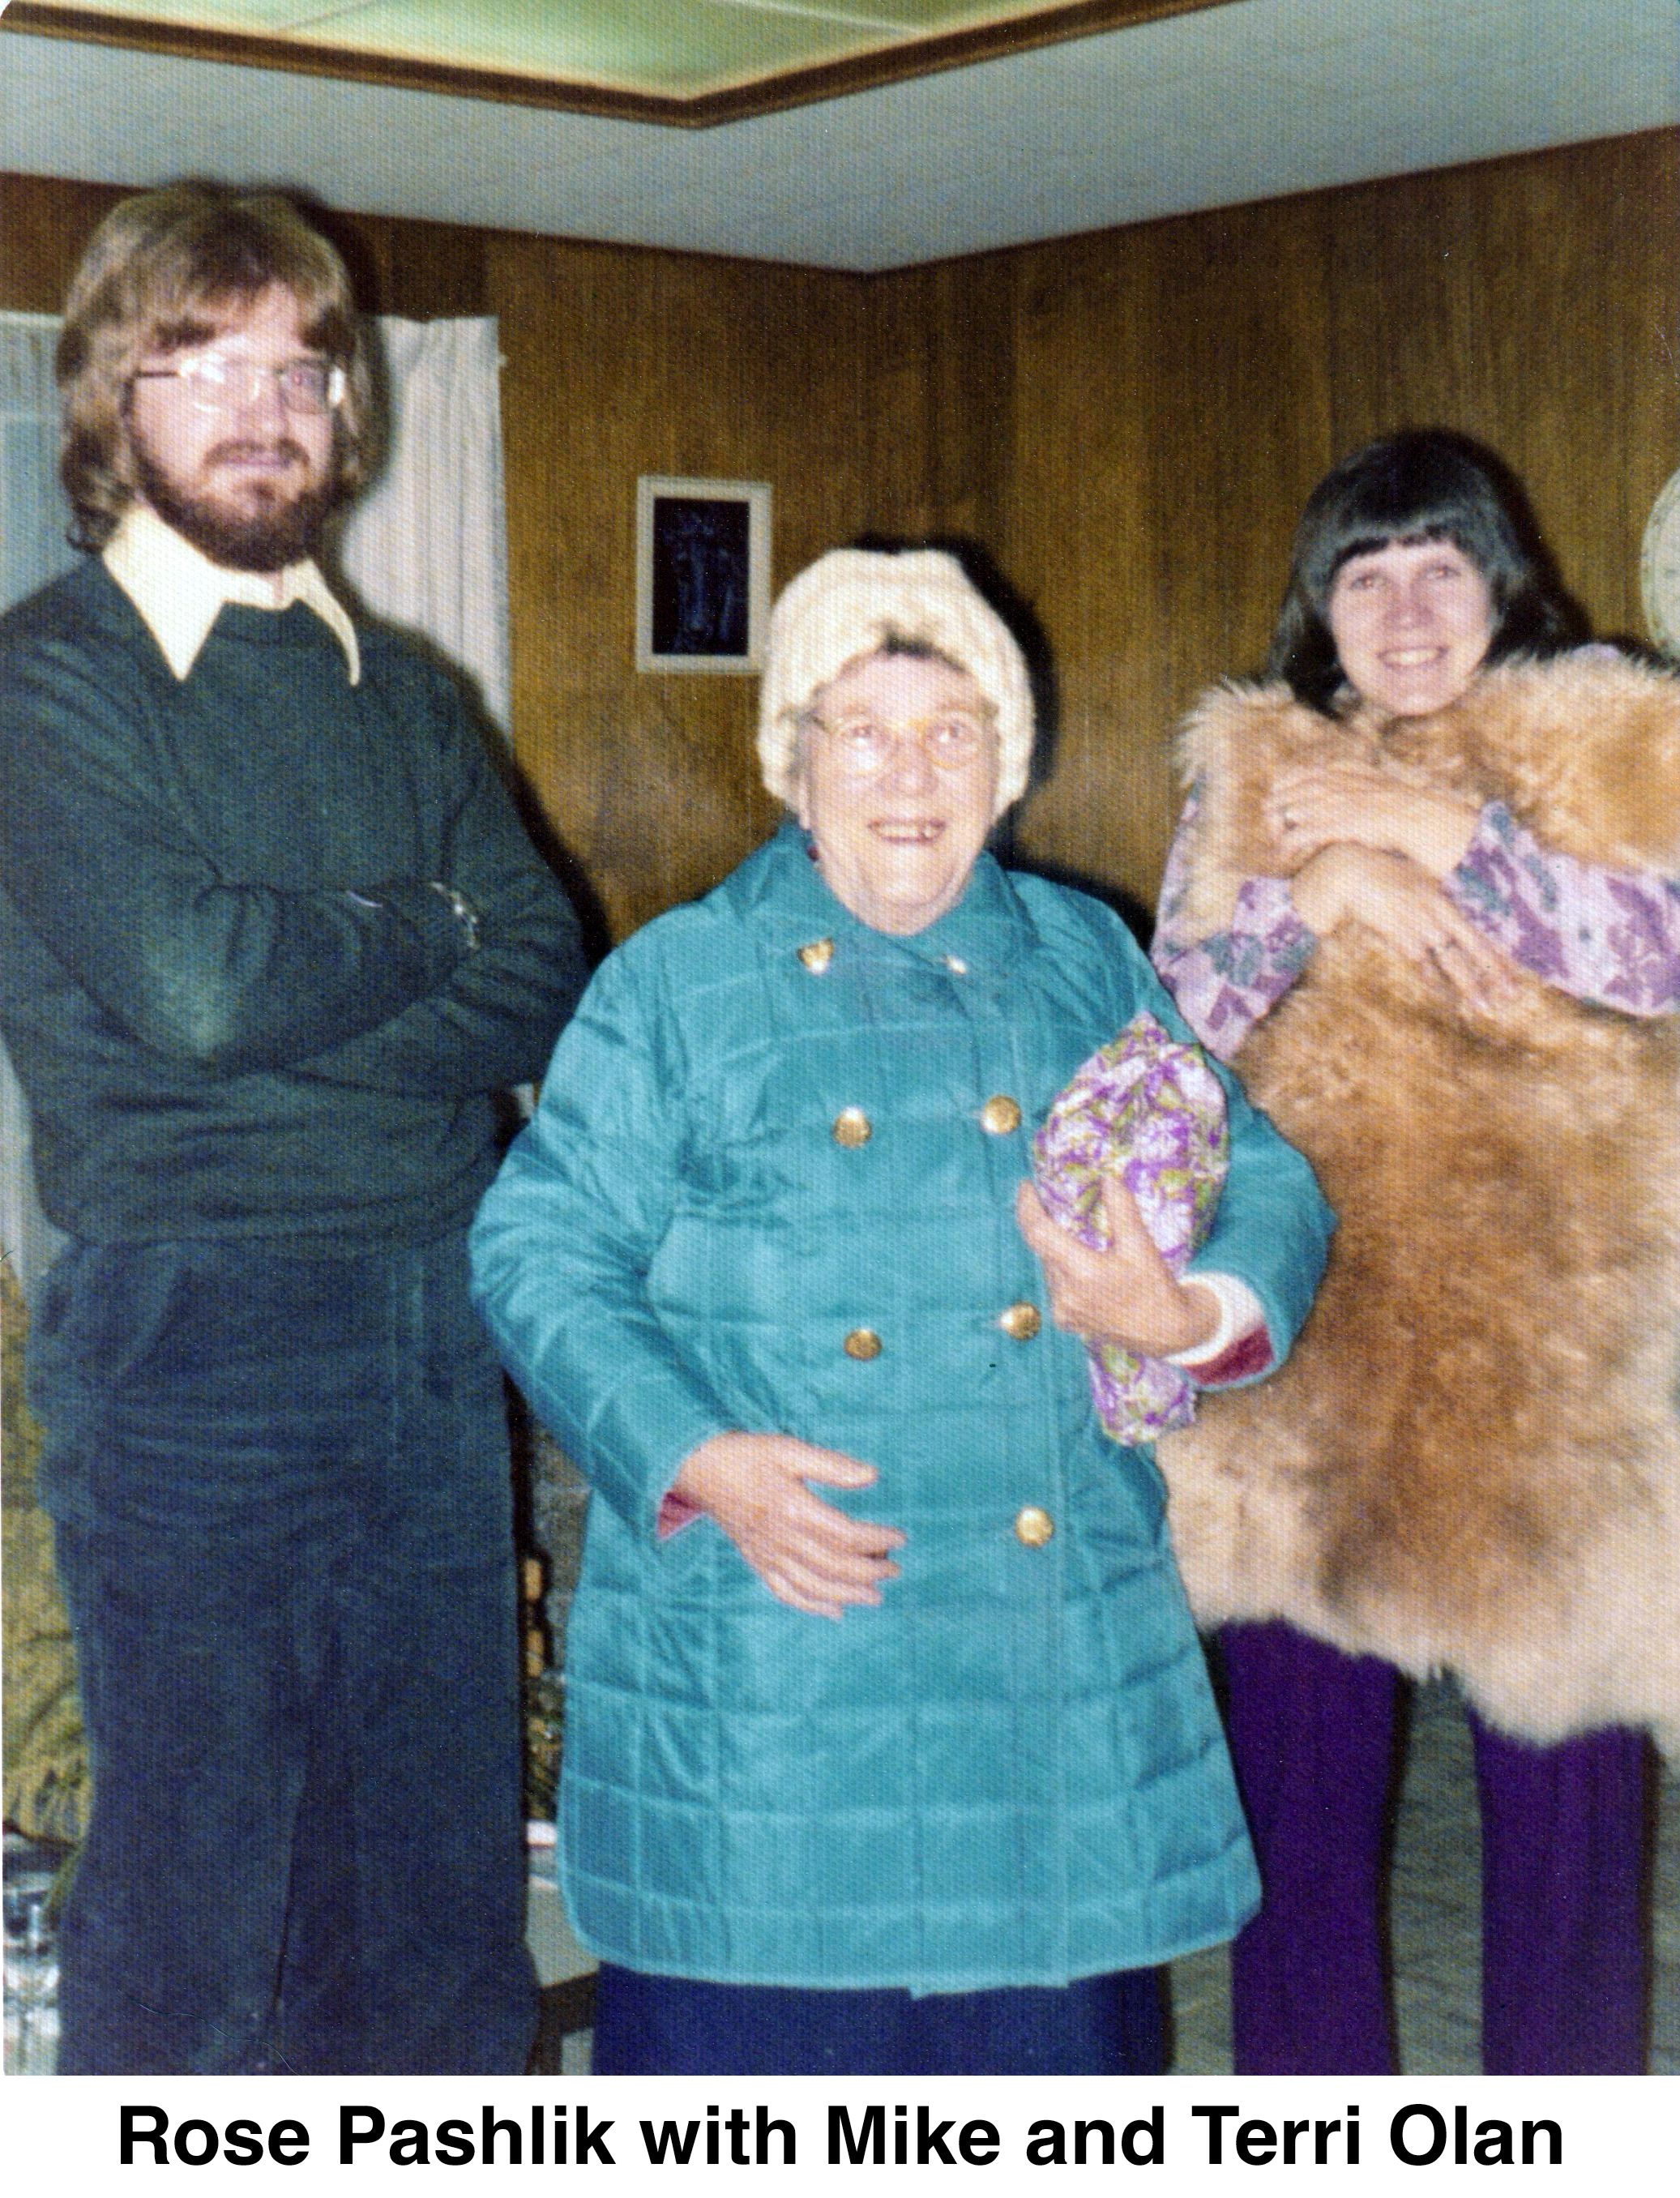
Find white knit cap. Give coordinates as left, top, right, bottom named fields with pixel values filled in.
left=756, top=548, right=1034, bottom=819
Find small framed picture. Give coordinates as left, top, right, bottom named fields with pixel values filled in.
left=635, top=476, right=772, bottom=674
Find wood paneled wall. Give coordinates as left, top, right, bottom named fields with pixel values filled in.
left=4, top=126, right=1674, bottom=935
left=902, top=129, right=1679, bottom=912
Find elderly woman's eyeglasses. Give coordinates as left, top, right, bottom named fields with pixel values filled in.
left=812, top=712, right=992, bottom=774
left=130, top=354, right=347, bottom=417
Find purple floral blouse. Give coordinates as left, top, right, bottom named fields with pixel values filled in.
left=1152, top=787, right=1680, bottom=1061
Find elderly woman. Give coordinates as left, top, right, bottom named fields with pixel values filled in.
left=1152, top=430, right=1680, bottom=2075
left=471, top=547, right=1332, bottom=2076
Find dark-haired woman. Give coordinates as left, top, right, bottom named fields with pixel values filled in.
left=1151, top=430, right=1680, bottom=2074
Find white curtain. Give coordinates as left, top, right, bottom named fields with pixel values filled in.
left=339, top=319, right=511, bottom=737
left=0, top=313, right=78, bottom=611
left=0, top=313, right=511, bottom=1301
left=1, top=314, right=76, bottom=1301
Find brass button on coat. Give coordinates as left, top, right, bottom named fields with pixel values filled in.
left=998, top=1301, right=1041, bottom=1341
left=980, top=1094, right=1022, bottom=1135
left=832, top=1107, right=872, bottom=1148
left=797, top=937, right=835, bottom=973
left=843, top=1328, right=883, bottom=1361
left=1014, top=1505, right=1054, bottom=1547
left=944, top=954, right=969, bottom=975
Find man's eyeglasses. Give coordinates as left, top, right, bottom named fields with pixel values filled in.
left=130, top=354, right=347, bottom=417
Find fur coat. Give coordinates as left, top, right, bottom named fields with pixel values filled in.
left=1156, top=652, right=1680, bottom=1752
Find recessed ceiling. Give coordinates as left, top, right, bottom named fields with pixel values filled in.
left=2, top=2, right=1675, bottom=272
left=3, top=1, right=1229, bottom=121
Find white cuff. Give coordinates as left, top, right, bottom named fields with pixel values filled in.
left=1165, top=1272, right=1266, bottom=1367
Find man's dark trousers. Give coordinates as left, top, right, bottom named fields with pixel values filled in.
left=32, top=1231, right=536, bottom=2074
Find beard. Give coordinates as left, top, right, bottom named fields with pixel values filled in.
left=132, top=434, right=342, bottom=573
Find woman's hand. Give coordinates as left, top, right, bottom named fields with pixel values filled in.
left=1015, top=1178, right=1221, bottom=1357
left=1266, top=762, right=1481, bottom=879
left=672, top=1432, right=904, bottom=1620
left=1289, top=844, right=1515, bottom=1014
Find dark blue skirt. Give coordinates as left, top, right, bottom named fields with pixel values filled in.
left=592, top=1961, right=1164, bottom=2076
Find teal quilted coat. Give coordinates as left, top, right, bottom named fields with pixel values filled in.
left=471, top=821, right=1332, bottom=1991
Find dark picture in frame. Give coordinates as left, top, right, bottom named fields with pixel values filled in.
left=635, top=476, right=771, bottom=673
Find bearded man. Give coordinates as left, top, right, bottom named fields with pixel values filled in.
left=0, top=183, right=587, bottom=2074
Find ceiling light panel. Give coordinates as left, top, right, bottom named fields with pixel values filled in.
left=11, top=1, right=1161, bottom=98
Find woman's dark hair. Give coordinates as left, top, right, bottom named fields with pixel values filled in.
left=1267, top=430, right=1585, bottom=714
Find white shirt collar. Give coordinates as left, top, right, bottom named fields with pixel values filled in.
left=103, top=503, right=361, bottom=685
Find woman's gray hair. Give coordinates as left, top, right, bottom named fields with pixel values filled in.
left=757, top=548, right=1034, bottom=819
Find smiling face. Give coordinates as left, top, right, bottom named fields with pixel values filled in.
left=1325, top=536, right=1496, bottom=719
left=795, top=650, right=1000, bottom=936
left=126, top=284, right=340, bottom=572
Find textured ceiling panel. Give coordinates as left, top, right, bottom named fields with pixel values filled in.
left=2, top=2, right=1674, bottom=271
left=3, top=2, right=1215, bottom=111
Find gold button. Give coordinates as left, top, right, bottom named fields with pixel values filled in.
left=998, top=1301, right=1041, bottom=1341
left=832, top=1107, right=872, bottom=1148
left=944, top=954, right=968, bottom=975
left=798, top=937, right=835, bottom=973
left=843, top=1328, right=883, bottom=1361
left=1014, top=1505, right=1054, bottom=1547
left=981, top=1094, right=1023, bottom=1135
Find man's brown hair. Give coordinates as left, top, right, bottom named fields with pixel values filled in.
left=57, top=181, right=382, bottom=550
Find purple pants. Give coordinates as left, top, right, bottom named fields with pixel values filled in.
left=1222, top=1622, right=1651, bottom=2074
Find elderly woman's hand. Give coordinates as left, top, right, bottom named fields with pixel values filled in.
left=1265, top=761, right=1481, bottom=879
left=673, top=1432, right=905, bottom=1620
left=1015, top=1178, right=1221, bottom=1358
left=1289, top=843, right=1517, bottom=1014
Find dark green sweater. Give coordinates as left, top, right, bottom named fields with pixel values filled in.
left=0, top=555, right=587, bottom=1247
